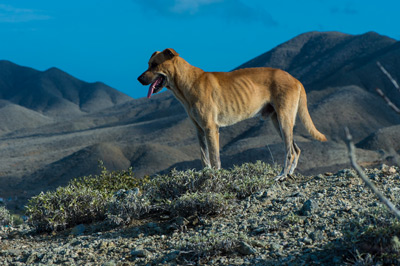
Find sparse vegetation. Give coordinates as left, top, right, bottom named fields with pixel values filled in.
left=26, top=185, right=109, bottom=232
left=107, top=161, right=278, bottom=226
left=171, top=191, right=233, bottom=217
left=174, top=231, right=246, bottom=263
left=344, top=204, right=400, bottom=265
left=69, top=161, right=149, bottom=192
left=26, top=161, right=150, bottom=231
left=0, top=206, right=12, bottom=227
left=25, top=161, right=278, bottom=231
left=107, top=188, right=152, bottom=226
left=0, top=162, right=398, bottom=265
left=147, top=162, right=278, bottom=201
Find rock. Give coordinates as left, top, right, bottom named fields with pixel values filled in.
left=336, top=169, right=356, bottom=177
left=309, top=230, right=325, bottom=242
left=145, top=222, right=162, bottom=233
left=163, top=250, right=180, bottom=262
left=379, top=164, right=397, bottom=175
left=237, top=241, right=257, bottom=255
left=252, top=226, right=266, bottom=234
left=98, top=241, right=109, bottom=249
left=299, top=199, right=319, bottom=216
left=303, top=237, right=313, bottom=245
left=102, top=260, right=117, bottom=266
left=336, top=169, right=347, bottom=176
left=261, top=189, right=276, bottom=198
left=389, top=166, right=397, bottom=175
left=70, top=239, right=82, bottom=246
left=168, top=216, right=189, bottom=231
left=26, top=252, right=41, bottom=264
left=251, top=240, right=266, bottom=248
left=370, top=174, right=379, bottom=181
left=71, top=224, right=86, bottom=236
left=5, top=248, right=22, bottom=257
left=279, top=231, right=287, bottom=239
left=381, top=164, right=389, bottom=172
left=131, top=249, right=152, bottom=258
left=269, top=243, right=281, bottom=252
left=328, top=230, right=341, bottom=238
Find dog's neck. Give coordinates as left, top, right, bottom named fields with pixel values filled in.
left=168, top=57, right=204, bottom=104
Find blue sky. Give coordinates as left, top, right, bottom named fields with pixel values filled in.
left=0, top=0, right=399, bottom=99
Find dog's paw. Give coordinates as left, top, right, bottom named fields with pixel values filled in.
left=274, top=174, right=287, bottom=181
left=274, top=173, right=296, bottom=181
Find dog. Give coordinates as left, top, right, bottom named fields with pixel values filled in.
left=138, top=48, right=327, bottom=180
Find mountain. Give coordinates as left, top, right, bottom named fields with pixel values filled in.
left=0, top=100, right=53, bottom=134
left=1, top=31, right=400, bottom=210
left=0, top=60, right=132, bottom=118
left=357, top=125, right=400, bottom=152
left=237, top=31, right=400, bottom=106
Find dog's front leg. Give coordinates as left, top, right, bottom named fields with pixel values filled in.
left=205, top=124, right=221, bottom=169
left=193, top=122, right=211, bottom=168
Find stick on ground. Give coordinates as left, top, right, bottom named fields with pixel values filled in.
left=345, top=127, right=400, bottom=220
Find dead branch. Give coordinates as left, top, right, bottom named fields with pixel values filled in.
left=376, top=61, right=400, bottom=114
left=345, top=127, right=400, bottom=220
left=375, top=88, right=400, bottom=114
left=377, top=61, right=400, bottom=91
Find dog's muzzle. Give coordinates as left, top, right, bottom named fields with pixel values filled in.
left=137, top=72, right=166, bottom=98
left=137, top=73, right=149, bottom=85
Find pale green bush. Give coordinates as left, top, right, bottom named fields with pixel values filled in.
left=0, top=206, right=12, bottom=226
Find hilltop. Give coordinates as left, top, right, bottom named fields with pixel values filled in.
left=1, top=163, right=399, bottom=265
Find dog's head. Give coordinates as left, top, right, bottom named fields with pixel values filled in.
left=137, top=48, right=179, bottom=98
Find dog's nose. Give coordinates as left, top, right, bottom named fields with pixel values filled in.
left=137, top=74, right=145, bottom=84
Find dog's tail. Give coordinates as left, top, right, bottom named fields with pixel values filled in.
left=298, top=83, right=327, bottom=142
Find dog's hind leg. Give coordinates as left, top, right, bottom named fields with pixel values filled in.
left=289, top=141, right=301, bottom=175
left=274, top=113, right=296, bottom=181
left=270, top=112, right=280, bottom=137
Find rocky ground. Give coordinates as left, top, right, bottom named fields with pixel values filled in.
left=1, top=165, right=400, bottom=265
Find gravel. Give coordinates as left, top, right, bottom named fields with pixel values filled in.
left=1, top=165, right=400, bottom=265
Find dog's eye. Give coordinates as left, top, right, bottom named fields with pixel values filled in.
left=151, top=63, right=158, bottom=68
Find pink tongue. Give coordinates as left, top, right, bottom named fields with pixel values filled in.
left=147, top=76, right=162, bottom=99
left=147, top=84, right=155, bottom=99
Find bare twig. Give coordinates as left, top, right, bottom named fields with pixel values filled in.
left=345, top=127, right=400, bottom=220
left=375, top=88, right=400, bottom=114
left=377, top=61, right=400, bottom=91
left=376, top=61, right=400, bottom=114
left=375, top=61, right=400, bottom=165
left=266, top=144, right=275, bottom=165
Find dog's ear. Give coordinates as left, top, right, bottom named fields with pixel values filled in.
left=163, top=48, right=179, bottom=59
left=150, top=51, right=159, bottom=60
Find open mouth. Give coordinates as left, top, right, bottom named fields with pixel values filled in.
left=147, top=74, right=166, bottom=98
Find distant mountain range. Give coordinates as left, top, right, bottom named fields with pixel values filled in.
left=0, top=60, right=131, bottom=116
left=1, top=31, right=399, bottom=210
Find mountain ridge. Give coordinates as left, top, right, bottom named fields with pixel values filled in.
left=0, top=60, right=132, bottom=118
left=237, top=31, right=400, bottom=105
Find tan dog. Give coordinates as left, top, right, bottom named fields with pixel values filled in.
left=138, top=48, right=327, bottom=180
